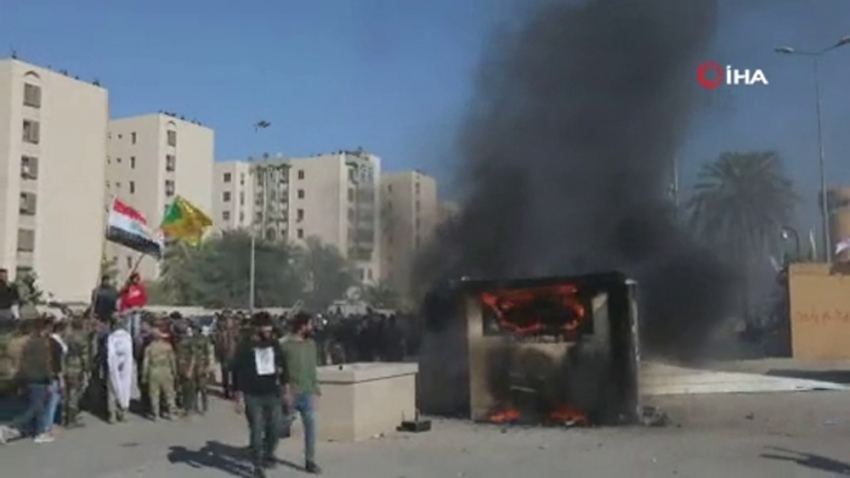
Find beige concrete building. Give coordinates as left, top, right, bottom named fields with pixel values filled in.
left=214, top=150, right=381, bottom=283
left=0, top=59, right=109, bottom=302
left=106, top=113, right=214, bottom=280
left=380, top=171, right=438, bottom=297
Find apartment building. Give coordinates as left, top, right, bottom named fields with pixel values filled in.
left=0, top=59, right=108, bottom=302
left=214, top=150, right=381, bottom=283
left=106, top=113, right=214, bottom=280
left=380, top=171, right=438, bottom=297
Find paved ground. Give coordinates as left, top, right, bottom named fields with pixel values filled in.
left=4, top=359, right=850, bottom=477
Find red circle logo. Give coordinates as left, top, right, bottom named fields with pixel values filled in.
left=696, top=61, right=724, bottom=90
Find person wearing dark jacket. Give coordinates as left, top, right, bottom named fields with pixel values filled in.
left=231, top=312, right=289, bottom=478
left=0, top=317, right=63, bottom=444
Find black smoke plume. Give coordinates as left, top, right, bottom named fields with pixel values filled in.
left=418, top=0, right=739, bottom=359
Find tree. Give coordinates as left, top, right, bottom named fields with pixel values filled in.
left=688, top=151, right=797, bottom=260
left=687, top=151, right=797, bottom=322
left=14, top=272, right=45, bottom=305
left=155, top=229, right=303, bottom=308
left=298, top=237, right=356, bottom=310
left=364, top=281, right=401, bottom=309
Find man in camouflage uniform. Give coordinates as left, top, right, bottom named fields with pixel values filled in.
left=213, top=314, right=239, bottom=399
left=142, top=327, right=177, bottom=420
left=190, top=324, right=213, bottom=414
left=63, top=318, right=91, bottom=428
left=173, top=322, right=195, bottom=416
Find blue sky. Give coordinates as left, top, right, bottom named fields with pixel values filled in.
left=1, top=0, right=849, bottom=232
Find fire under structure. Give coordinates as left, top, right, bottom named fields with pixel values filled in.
left=418, top=272, right=642, bottom=426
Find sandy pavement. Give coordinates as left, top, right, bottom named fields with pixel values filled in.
left=1, top=386, right=849, bottom=477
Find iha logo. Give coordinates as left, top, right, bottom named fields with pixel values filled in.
left=696, top=61, right=769, bottom=90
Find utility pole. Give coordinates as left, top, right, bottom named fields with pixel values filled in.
left=249, top=120, right=271, bottom=314
left=776, top=36, right=850, bottom=263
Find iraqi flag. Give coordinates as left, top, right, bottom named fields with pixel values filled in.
left=106, top=198, right=163, bottom=259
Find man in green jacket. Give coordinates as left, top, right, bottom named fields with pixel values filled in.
left=281, top=312, right=322, bottom=475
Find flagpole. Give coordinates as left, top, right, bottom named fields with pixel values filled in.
left=250, top=120, right=271, bottom=315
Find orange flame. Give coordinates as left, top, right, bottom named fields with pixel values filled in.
left=489, top=407, right=521, bottom=423
left=546, top=405, right=588, bottom=425
left=480, top=284, right=587, bottom=336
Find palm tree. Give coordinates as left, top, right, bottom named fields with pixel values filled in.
left=688, top=151, right=797, bottom=260
left=687, top=151, right=797, bottom=324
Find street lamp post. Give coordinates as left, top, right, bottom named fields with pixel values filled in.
left=249, top=120, right=271, bottom=314
left=781, top=226, right=801, bottom=263
left=776, top=36, right=850, bottom=263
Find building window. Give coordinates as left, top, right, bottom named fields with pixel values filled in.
left=415, top=183, right=420, bottom=194
left=115, top=182, right=121, bottom=190
left=166, top=155, right=176, bottom=172
left=297, top=170, right=304, bottom=180
left=17, top=229, right=35, bottom=252
left=22, top=120, right=40, bottom=144
left=126, top=256, right=133, bottom=269
left=21, top=156, right=38, bottom=179
left=367, top=269, right=373, bottom=280
left=297, top=209, right=304, bottom=221
left=130, top=156, right=136, bottom=169
left=239, top=211, right=245, bottom=222
left=116, top=157, right=122, bottom=164
left=129, top=181, right=136, bottom=194
left=348, top=208, right=354, bottom=221
left=223, top=211, right=231, bottom=221
left=23, top=84, right=41, bottom=108
left=16, top=267, right=32, bottom=279
left=348, top=189, right=355, bottom=202
left=416, top=200, right=421, bottom=211
left=240, top=173, right=245, bottom=185
left=19, top=192, right=36, bottom=216
left=167, top=130, right=177, bottom=147
left=239, top=192, right=245, bottom=205
left=387, top=184, right=392, bottom=192
left=165, top=180, right=175, bottom=197
left=223, top=172, right=232, bottom=183
left=416, top=218, right=421, bottom=230
left=223, top=191, right=231, bottom=202
left=297, top=189, right=305, bottom=199
left=297, top=228, right=304, bottom=239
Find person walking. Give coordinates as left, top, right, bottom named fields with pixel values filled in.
left=231, top=312, right=288, bottom=478
left=0, top=317, right=63, bottom=444
left=281, top=312, right=322, bottom=474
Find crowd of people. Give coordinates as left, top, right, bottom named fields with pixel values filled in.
left=0, top=273, right=420, bottom=478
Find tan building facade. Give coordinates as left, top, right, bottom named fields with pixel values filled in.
left=0, top=59, right=109, bottom=302
left=106, top=113, right=214, bottom=280
left=380, top=171, right=438, bottom=297
left=214, top=150, right=382, bottom=284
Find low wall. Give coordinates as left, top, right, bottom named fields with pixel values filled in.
left=788, top=263, right=850, bottom=360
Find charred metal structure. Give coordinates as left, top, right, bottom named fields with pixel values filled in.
left=417, top=272, right=641, bottom=425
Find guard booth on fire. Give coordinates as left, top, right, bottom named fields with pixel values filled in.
left=417, top=271, right=641, bottom=426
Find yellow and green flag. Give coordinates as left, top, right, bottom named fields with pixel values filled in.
left=160, top=195, right=212, bottom=246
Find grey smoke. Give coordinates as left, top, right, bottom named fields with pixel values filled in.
left=419, top=0, right=740, bottom=358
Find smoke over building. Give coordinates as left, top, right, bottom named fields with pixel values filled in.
left=418, top=0, right=740, bottom=358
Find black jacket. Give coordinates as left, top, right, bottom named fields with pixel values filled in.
left=231, top=338, right=288, bottom=396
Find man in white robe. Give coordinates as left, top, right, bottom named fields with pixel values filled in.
left=107, top=323, right=134, bottom=422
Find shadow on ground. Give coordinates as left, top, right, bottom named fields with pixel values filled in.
left=167, top=440, right=302, bottom=477
left=762, top=446, right=850, bottom=475
left=765, top=369, right=850, bottom=384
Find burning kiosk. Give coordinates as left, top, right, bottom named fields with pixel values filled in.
left=418, top=272, right=641, bottom=425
